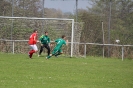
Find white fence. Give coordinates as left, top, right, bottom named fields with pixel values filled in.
left=78, top=42, right=133, bottom=61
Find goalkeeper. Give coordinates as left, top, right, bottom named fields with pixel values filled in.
left=46, top=35, right=68, bottom=59
left=38, top=31, right=50, bottom=57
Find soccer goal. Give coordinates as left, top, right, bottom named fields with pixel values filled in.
left=0, top=16, right=76, bottom=57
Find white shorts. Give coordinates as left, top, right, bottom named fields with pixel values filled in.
left=29, top=44, right=38, bottom=51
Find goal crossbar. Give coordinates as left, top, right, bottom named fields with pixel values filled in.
left=0, top=16, right=74, bottom=21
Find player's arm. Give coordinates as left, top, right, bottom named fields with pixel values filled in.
left=48, top=37, right=51, bottom=46
left=35, top=33, right=40, bottom=43
left=33, top=34, right=37, bottom=43
left=66, top=39, right=68, bottom=46
left=39, top=35, right=43, bottom=42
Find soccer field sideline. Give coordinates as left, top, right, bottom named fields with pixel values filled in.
left=0, top=53, right=133, bottom=88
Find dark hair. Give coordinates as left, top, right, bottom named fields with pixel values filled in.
left=45, top=31, right=48, bottom=34
left=33, top=29, right=37, bottom=32
left=61, top=35, right=66, bottom=38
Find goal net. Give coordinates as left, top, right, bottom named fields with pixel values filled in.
left=0, top=16, right=77, bottom=57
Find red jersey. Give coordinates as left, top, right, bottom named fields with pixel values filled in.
left=28, top=32, right=37, bottom=45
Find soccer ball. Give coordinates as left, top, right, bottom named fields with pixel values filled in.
left=115, top=40, right=120, bottom=43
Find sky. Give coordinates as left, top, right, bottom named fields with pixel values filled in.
left=44, top=0, right=91, bottom=13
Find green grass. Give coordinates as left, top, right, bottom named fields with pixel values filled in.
left=0, top=53, right=133, bottom=88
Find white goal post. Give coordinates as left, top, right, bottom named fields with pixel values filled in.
left=0, top=16, right=74, bottom=57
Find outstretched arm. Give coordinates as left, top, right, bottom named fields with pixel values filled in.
left=66, top=39, right=68, bottom=46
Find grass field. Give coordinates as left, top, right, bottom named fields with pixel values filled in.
left=0, top=53, right=133, bottom=88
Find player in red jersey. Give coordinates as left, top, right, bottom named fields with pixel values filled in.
left=28, top=29, right=38, bottom=58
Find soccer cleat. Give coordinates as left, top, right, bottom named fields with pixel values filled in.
left=46, top=57, right=48, bottom=60
left=28, top=52, right=32, bottom=59
left=46, top=55, right=51, bottom=59
left=38, top=55, right=40, bottom=57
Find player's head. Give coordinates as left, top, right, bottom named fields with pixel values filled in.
left=45, top=31, right=48, bottom=35
left=33, top=29, right=38, bottom=33
left=61, top=35, right=66, bottom=39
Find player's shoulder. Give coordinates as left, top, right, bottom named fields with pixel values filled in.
left=55, top=38, right=60, bottom=42
left=33, top=32, right=37, bottom=36
left=40, top=35, right=44, bottom=38
left=31, top=33, right=36, bottom=36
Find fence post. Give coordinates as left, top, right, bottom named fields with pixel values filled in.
left=13, top=41, right=14, bottom=54
left=84, top=43, right=86, bottom=58
left=122, top=45, right=124, bottom=61
left=103, top=44, right=105, bottom=58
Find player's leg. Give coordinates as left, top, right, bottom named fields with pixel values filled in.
left=29, top=44, right=38, bottom=58
left=44, top=44, right=50, bottom=56
left=28, top=45, right=34, bottom=58
left=46, top=48, right=58, bottom=59
left=55, top=49, right=62, bottom=57
left=38, top=44, right=44, bottom=57
left=32, top=44, right=38, bottom=58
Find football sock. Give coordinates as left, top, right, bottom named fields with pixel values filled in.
left=29, top=50, right=35, bottom=54
left=29, top=50, right=35, bottom=58
left=47, top=54, right=52, bottom=59
left=30, top=53, right=33, bottom=58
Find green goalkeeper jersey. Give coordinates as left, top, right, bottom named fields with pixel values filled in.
left=39, top=35, right=50, bottom=44
left=54, top=38, right=66, bottom=49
